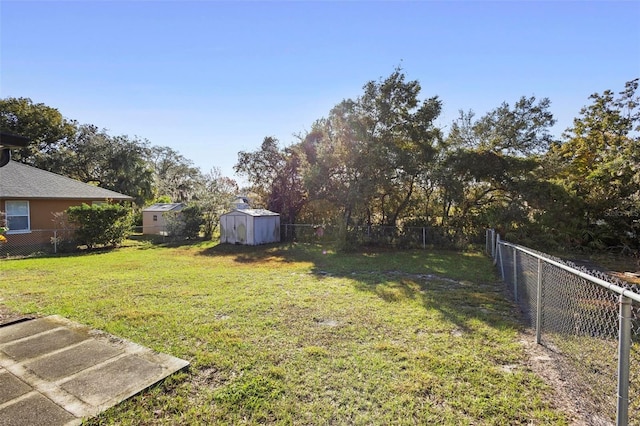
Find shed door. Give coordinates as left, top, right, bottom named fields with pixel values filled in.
left=220, top=215, right=232, bottom=243
left=234, top=215, right=248, bottom=244
left=222, top=214, right=248, bottom=244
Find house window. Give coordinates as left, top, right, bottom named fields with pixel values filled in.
left=5, top=201, right=30, bottom=233
left=153, top=215, right=158, bottom=222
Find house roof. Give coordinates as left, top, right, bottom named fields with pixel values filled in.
left=0, top=132, right=30, bottom=148
left=0, top=161, right=133, bottom=200
left=142, top=203, right=185, bottom=212
left=222, top=208, right=279, bottom=217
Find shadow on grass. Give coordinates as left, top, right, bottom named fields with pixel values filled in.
left=199, top=242, right=322, bottom=264
left=200, top=242, right=510, bottom=335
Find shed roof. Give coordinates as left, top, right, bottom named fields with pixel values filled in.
left=142, top=203, right=185, bottom=212
left=223, top=208, right=279, bottom=217
left=0, top=161, right=133, bottom=200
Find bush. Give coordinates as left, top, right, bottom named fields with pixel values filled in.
left=67, top=203, right=133, bottom=249
left=181, top=204, right=204, bottom=239
left=165, top=204, right=204, bottom=240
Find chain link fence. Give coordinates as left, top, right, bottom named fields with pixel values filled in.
left=0, top=225, right=204, bottom=258
left=488, top=229, right=640, bottom=425
left=282, top=223, right=469, bottom=249
left=0, top=229, right=73, bottom=258
left=1, top=224, right=474, bottom=257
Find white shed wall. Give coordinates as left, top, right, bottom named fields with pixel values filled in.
left=253, top=215, right=280, bottom=244
left=220, top=210, right=280, bottom=245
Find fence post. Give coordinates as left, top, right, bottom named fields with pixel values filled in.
left=485, top=229, right=490, bottom=255
left=493, top=229, right=497, bottom=258
left=616, top=295, right=631, bottom=426
left=492, top=229, right=497, bottom=259
left=535, top=258, right=543, bottom=344
left=423, top=227, right=426, bottom=249
left=497, top=236, right=505, bottom=280
left=513, top=246, right=518, bottom=302
left=53, top=230, right=58, bottom=254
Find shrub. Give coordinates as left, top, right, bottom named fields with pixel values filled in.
left=66, top=203, right=133, bottom=249
left=165, top=204, right=204, bottom=240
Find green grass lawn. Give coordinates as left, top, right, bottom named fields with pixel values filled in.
left=0, top=242, right=568, bottom=425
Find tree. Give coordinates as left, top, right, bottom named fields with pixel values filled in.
left=148, top=146, right=203, bottom=203
left=195, top=168, right=239, bottom=239
left=46, top=124, right=154, bottom=206
left=548, top=78, right=640, bottom=249
left=437, top=96, right=556, bottom=242
left=302, top=69, right=442, bottom=229
left=449, top=96, right=556, bottom=157
left=235, top=136, right=307, bottom=224
left=0, top=97, right=76, bottom=166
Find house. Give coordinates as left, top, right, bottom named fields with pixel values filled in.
left=220, top=198, right=280, bottom=245
left=0, top=161, right=133, bottom=245
left=141, top=203, right=185, bottom=235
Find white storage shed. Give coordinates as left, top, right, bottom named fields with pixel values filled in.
left=220, top=208, right=280, bottom=245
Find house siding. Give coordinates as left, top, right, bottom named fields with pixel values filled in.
left=1, top=198, right=117, bottom=246
left=142, top=210, right=170, bottom=235
left=141, top=204, right=185, bottom=235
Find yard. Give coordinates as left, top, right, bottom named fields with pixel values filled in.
left=0, top=242, right=568, bottom=425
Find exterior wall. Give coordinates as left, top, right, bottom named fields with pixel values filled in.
left=142, top=211, right=170, bottom=235
left=0, top=198, right=104, bottom=246
left=220, top=212, right=249, bottom=244
left=253, top=216, right=280, bottom=244
left=220, top=211, right=280, bottom=245
left=29, top=199, right=87, bottom=229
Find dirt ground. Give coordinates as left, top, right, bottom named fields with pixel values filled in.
left=518, top=328, right=614, bottom=426
left=0, top=304, right=33, bottom=326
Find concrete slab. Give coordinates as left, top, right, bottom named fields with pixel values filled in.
left=0, top=315, right=189, bottom=425
left=0, top=371, right=31, bottom=404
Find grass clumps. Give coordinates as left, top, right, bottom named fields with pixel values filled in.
left=0, top=243, right=568, bottom=424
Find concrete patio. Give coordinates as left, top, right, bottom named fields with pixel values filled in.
left=0, top=315, right=189, bottom=426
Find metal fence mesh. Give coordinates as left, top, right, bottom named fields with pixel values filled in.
left=491, top=231, right=640, bottom=425
left=0, top=226, right=179, bottom=258
left=281, top=224, right=468, bottom=249
left=0, top=229, right=64, bottom=258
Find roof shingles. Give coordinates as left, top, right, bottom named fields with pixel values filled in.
left=0, top=161, right=133, bottom=200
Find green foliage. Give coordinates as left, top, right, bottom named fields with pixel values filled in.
left=193, top=167, right=238, bottom=240
left=165, top=204, right=204, bottom=240
left=0, top=98, right=205, bottom=209
left=181, top=204, right=204, bottom=239
left=241, top=68, right=443, bottom=229
left=151, top=195, right=172, bottom=204
left=0, top=97, right=76, bottom=164
left=47, top=125, right=155, bottom=206
left=149, top=146, right=204, bottom=203
left=235, top=136, right=306, bottom=223
left=66, top=203, right=133, bottom=249
left=546, top=78, right=640, bottom=250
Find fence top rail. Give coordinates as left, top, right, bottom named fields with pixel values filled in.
left=499, top=240, right=640, bottom=303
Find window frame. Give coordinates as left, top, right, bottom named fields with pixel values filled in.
left=5, top=200, right=31, bottom=234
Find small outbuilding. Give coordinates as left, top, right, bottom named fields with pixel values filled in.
left=142, top=203, right=185, bottom=235
left=220, top=198, right=280, bottom=245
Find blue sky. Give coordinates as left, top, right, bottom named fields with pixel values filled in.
left=2, top=1, right=639, bottom=181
